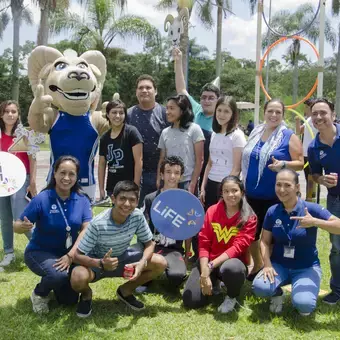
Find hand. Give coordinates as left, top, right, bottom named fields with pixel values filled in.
left=183, top=253, right=191, bottom=266
left=291, top=207, right=316, bottom=229
left=102, top=248, right=119, bottom=271
left=32, top=83, right=54, bottom=117
left=172, top=47, right=182, bottom=61
left=320, top=174, right=338, bottom=188
left=294, top=116, right=301, bottom=121
left=129, top=261, right=145, bottom=281
left=200, top=275, right=212, bottom=296
left=262, top=266, right=277, bottom=284
left=199, top=189, right=205, bottom=204
left=53, top=254, right=72, bottom=272
left=188, top=182, right=196, bottom=195
left=14, top=216, right=34, bottom=234
left=268, top=156, right=284, bottom=173
left=27, top=182, right=37, bottom=197
left=99, top=189, right=106, bottom=200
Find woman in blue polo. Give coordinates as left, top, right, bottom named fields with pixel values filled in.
left=252, top=168, right=340, bottom=316
left=14, top=155, right=92, bottom=314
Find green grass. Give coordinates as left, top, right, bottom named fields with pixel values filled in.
left=1, top=206, right=340, bottom=340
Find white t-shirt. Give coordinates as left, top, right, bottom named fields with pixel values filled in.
left=208, top=128, right=246, bottom=182
left=302, top=117, right=318, bottom=157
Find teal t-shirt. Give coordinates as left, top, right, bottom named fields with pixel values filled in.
left=188, top=95, right=213, bottom=132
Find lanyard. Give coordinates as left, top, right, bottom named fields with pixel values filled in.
left=280, top=214, right=299, bottom=246
left=56, top=199, right=71, bottom=232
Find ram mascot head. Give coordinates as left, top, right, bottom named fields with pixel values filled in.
left=28, top=47, right=106, bottom=116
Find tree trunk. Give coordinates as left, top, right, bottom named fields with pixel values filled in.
left=37, top=6, right=50, bottom=46
left=11, top=1, right=23, bottom=102
left=216, top=4, right=222, bottom=78
left=335, top=24, right=340, bottom=118
left=292, top=59, right=299, bottom=104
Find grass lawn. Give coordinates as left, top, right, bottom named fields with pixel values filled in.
left=1, top=207, right=340, bottom=340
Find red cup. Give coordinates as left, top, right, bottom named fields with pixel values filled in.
left=123, top=265, right=134, bottom=279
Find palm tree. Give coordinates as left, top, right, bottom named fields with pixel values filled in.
left=0, top=1, right=33, bottom=101
left=49, top=0, right=159, bottom=56
left=263, top=3, right=336, bottom=104
left=331, top=0, right=340, bottom=117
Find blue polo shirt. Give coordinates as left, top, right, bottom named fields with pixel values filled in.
left=308, top=123, right=340, bottom=196
left=263, top=198, right=331, bottom=269
left=21, top=189, right=92, bottom=257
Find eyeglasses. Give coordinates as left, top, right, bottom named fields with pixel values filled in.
left=200, top=96, right=217, bottom=102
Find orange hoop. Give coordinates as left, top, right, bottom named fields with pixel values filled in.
left=260, top=35, right=319, bottom=109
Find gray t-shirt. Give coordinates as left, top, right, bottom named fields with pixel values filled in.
left=158, top=123, right=205, bottom=182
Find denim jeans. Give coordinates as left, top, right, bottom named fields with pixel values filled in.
left=139, top=172, right=157, bottom=207
left=252, top=262, right=322, bottom=314
left=25, top=249, right=78, bottom=304
left=327, top=194, right=340, bottom=294
left=0, top=175, right=32, bottom=254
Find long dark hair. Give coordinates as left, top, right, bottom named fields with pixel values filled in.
left=219, top=176, right=255, bottom=230
left=212, top=95, right=239, bottom=135
left=0, top=100, right=20, bottom=136
left=43, top=155, right=85, bottom=195
left=167, top=94, right=194, bottom=129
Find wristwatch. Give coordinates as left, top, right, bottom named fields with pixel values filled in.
left=281, top=161, right=286, bottom=169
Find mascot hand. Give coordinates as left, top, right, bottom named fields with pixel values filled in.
left=31, top=84, right=54, bottom=117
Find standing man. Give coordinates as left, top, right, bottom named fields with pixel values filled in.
left=127, top=75, right=169, bottom=204
left=308, top=98, right=340, bottom=305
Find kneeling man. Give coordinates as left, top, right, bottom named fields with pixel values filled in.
left=71, top=181, right=167, bottom=317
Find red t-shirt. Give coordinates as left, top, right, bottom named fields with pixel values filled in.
left=0, top=132, right=30, bottom=174
left=198, top=200, right=257, bottom=264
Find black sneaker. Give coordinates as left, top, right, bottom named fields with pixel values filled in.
left=117, top=287, right=145, bottom=311
left=322, top=292, right=340, bottom=305
left=76, top=296, right=92, bottom=318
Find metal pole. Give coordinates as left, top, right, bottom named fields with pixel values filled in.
left=317, top=0, right=326, bottom=98
left=216, top=4, right=223, bottom=78
left=265, top=0, right=272, bottom=92
left=254, top=0, right=263, bottom=126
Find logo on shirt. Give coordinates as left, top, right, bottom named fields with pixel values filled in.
left=274, top=219, right=282, bottom=228
left=50, top=204, right=60, bottom=214
left=211, top=223, right=238, bottom=244
left=107, top=146, right=124, bottom=168
left=319, top=150, right=327, bottom=159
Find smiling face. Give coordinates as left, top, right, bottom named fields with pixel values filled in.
left=275, top=171, right=299, bottom=205
left=311, top=102, right=335, bottom=132
left=166, top=99, right=182, bottom=124
left=161, top=164, right=182, bottom=189
left=112, top=191, right=138, bottom=219
left=200, top=91, right=218, bottom=115
left=216, top=103, right=233, bottom=129
left=1, top=103, right=19, bottom=130
left=107, top=105, right=125, bottom=128
left=54, top=160, right=78, bottom=193
left=221, top=181, right=243, bottom=211
left=136, top=80, right=157, bottom=106
left=264, top=101, right=284, bottom=129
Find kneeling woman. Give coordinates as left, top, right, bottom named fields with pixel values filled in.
left=182, top=176, right=257, bottom=313
left=252, top=169, right=340, bottom=315
left=14, top=156, right=92, bottom=314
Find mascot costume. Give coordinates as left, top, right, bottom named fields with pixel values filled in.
left=27, top=47, right=110, bottom=200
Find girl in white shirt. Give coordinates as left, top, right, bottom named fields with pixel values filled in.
left=200, top=95, right=246, bottom=210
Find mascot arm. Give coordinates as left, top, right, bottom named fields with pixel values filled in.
left=28, top=84, right=57, bottom=133
left=92, top=110, right=110, bottom=136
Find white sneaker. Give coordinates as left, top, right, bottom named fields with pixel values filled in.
left=218, top=296, right=237, bottom=314
left=0, top=253, right=15, bottom=267
left=269, top=294, right=284, bottom=314
left=299, top=312, right=311, bottom=316
left=30, top=291, right=50, bottom=314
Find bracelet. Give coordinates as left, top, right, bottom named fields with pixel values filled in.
left=66, top=253, right=73, bottom=262
left=281, top=161, right=286, bottom=169
left=100, top=259, right=105, bottom=271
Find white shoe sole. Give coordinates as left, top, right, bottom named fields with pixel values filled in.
left=76, top=310, right=92, bottom=318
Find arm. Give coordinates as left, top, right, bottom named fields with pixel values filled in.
left=92, top=110, right=110, bottom=136
left=98, top=156, right=107, bottom=199
left=156, top=149, right=166, bottom=189
left=73, top=248, right=102, bottom=268
left=200, top=156, right=212, bottom=203
left=189, top=140, right=204, bottom=194
left=173, top=47, right=189, bottom=95
left=260, top=229, right=277, bottom=283
left=229, top=147, right=243, bottom=177
left=27, top=154, right=37, bottom=196
left=132, top=143, right=143, bottom=187
left=294, top=116, right=304, bottom=135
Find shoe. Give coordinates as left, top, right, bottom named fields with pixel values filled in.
left=0, top=253, right=15, bottom=267
left=217, top=296, right=237, bottom=314
left=76, top=296, right=92, bottom=318
left=269, top=294, right=283, bottom=314
left=117, top=287, right=145, bottom=311
left=30, top=291, right=50, bottom=314
left=322, top=292, right=340, bottom=305
left=299, top=312, right=311, bottom=316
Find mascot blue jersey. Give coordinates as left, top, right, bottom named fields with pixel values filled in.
left=48, top=111, right=99, bottom=186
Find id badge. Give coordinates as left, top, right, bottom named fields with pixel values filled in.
left=283, top=245, right=295, bottom=259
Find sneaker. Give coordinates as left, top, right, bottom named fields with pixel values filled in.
left=299, top=312, right=311, bottom=316
left=217, top=296, right=237, bottom=314
left=76, top=296, right=92, bottom=318
left=117, top=287, right=145, bottom=311
left=0, top=253, right=15, bottom=267
left=30, top=291, right=50, bottom=314
left=322, top=292, right=340, bottom=305
left=269, top=294, right=284, bottom=314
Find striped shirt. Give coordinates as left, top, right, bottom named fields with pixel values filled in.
left=78, top=208, right=152, bottom=258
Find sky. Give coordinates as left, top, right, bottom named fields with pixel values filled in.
left=0, top=0, right=338, bottom=65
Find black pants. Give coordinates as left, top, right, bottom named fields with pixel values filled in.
left=246, top=196, right=279, bottom=240
left=204, top=178, right=220, bottom=211
left=182, top=258, right=247, bottom=309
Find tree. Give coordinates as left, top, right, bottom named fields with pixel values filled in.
left=50, top=0, right=159, bottom=56
left=0, top=1, right=33, bottom=101
left=332, top=0, right=340, bottom=117
left=263, top=3, right=336, bottom=104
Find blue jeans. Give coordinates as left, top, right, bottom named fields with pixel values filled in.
left=327, top=194, right=340, bottom=294
left=25, top=249, right=78, bottom=304
left=0, top=175, right=32, bottom=254
left=139, top=172, right=157, bottom=206
left=252, top=262, right=322, bottom=314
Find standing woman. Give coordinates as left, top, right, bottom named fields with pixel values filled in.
left=0, top=100, right=37, bottom=268
left=98, top=100, right=143, bottom=199
left=157, top=94, right=205, bottom=194
left=14, top=156, right=92, bottom=314
left=183, top=176, right=257, bottom=313
left=200, top=95, right=246, bottom=210
left=242, top=99, right=304, bottom=280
